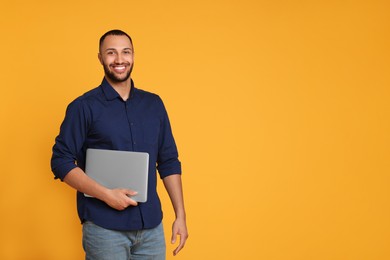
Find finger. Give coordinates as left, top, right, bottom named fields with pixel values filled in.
left=122, top=189, right=137, bottom=196
left=173, top=237, right=184, bottom=256
left=173, top=233, right=187, bottom=256
left=121, top=193, right=137, bottom=206
left=117, top=190, right=138, bottom=206
left=171, top=228, right=177, bottom=244
left=171, top=235, right=176, bottom=245
left=128, top=197, right=138, bottom=206
left=118, top=189, right=137, bottom=204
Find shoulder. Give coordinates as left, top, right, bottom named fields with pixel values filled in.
left=135, top=88, right=160, bottom=100
left=133, top=88, right=169, bottom=119
left=66, top=86, right=103, bottom=114
left=73, top=85, right=104, bottom=104
left=79, top=86, right=103, bottom=102
left=134, top=88, right=165, bottom=106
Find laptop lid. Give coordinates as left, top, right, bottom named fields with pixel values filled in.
left=84, top=148, right=149, bottom=202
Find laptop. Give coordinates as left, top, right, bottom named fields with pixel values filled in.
left=84, top=148, right=149, bottom=202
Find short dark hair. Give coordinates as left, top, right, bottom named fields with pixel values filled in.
left=99, top=29, right=133, bottom=52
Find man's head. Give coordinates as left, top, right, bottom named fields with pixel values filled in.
left=98, top=30, right=134, bottom=85
left=99, top=30, right=133, bottom=53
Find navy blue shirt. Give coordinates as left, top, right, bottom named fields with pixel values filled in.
left=51, top=78, right=181, bottom=231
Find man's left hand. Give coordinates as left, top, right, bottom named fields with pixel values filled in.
left=171, top=217, right=188, bottom=256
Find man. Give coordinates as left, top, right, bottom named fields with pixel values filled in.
left=51, top=29, right=188, bottom=259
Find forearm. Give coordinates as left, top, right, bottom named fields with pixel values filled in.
left=163, top=174, right=186, bottom=219
left=63, top=167, right=110, bottom=200
left=63, top=167, right=137, bottom=210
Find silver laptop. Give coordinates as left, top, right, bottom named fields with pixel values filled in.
left=84, top=148, right=149, bottom=202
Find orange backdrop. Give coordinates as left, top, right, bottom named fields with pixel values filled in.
left=0, top=0, right=389, bottom=259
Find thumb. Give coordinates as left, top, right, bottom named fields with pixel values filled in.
left=125, top=189, right=138, bottom=196
left=171, top=230, right=177, bottom=244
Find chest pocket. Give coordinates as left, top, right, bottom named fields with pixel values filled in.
left=142, top=119, right=160, bottom=145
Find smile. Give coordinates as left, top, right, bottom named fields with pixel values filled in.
left=112, top=65, right=127, bottom=73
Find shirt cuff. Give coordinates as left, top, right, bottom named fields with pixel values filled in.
left=53, top=163, right=78, bottom=181
left=158, top=162, right=182, bottom=179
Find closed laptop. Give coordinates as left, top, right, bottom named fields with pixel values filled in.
left=84, top=148, right=149, bottom=202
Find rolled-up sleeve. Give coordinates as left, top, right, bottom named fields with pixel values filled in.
left=51, top=98, right=89, bottom=181
left=156, top=97, right=182, bottom=178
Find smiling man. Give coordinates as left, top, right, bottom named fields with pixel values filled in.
left=99, top=34, right=134, bottom=88
left=51, top=30, right=188, bottom=260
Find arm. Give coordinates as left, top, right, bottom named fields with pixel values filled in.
left=163, top=174, right=189, bottom=256
left=63, top=167, right=138, bottom=210
left=51, top=99, right=137, bottom=210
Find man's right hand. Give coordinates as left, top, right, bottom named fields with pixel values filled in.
left=63, top=168, right=138, bottom=210
left=103, top=188, right=138, bottom=210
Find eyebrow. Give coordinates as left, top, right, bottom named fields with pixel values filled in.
left=104, top=47, right=133, bottom=52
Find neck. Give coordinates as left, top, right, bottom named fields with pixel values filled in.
left=106, top=77, right=132, bottom=101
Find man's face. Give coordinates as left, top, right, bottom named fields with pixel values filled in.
left=98, top=35, right=134, bottom=83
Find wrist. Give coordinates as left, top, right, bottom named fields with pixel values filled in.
left=175, top=211, right=186, bottom=220
left=99, top=187, right=112, bottom=203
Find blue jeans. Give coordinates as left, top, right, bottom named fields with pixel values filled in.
left=82, top=221, right=166, bottom=260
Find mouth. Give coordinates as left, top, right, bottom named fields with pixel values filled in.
left=111, top=64, right=128, bottom=73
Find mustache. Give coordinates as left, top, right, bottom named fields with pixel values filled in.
left=110, top=62, right=131, bottom=66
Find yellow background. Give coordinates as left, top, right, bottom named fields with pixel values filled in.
left=0, top=0, right=389, bottom=259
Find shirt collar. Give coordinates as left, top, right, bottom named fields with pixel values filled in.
left=101, top=77, right=136, bottom=101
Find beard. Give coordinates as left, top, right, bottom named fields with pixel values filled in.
left=102, top=61, right=133, bottom=83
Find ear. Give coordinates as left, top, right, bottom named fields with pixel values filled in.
left=98, top=53, right=103, bottom=65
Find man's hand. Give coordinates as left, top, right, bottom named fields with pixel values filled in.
left=162, top=174, right=188, bottom=256
left=171, top=217, right=188, bottom=256
left=103, top=188, right=138, bottom=210
left=63, top=168, right=138, bottom=211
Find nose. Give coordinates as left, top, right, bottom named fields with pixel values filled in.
left=115, top=53, right=124, bottom=63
